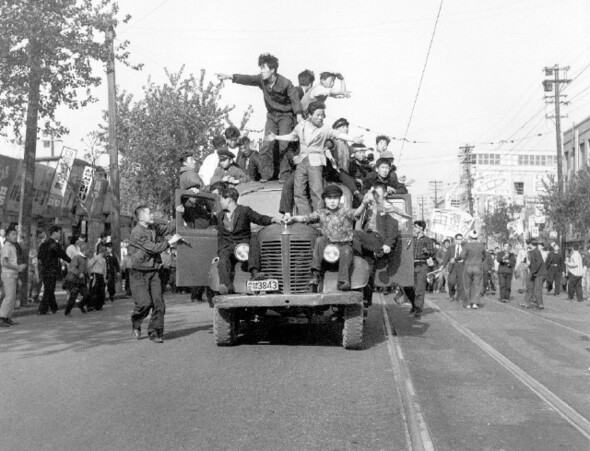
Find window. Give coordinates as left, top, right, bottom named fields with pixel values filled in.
left=514, top=182, right=524, bottom=195
left=43, top=140, right=51, bottom=148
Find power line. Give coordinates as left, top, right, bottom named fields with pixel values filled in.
left=398, top=0, right=444, bottom=164
left=118, top=0, right=172, bottom=36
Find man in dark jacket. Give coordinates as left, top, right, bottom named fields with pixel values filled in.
left=496, top=243, right=516, bottom=302
left=404, top=220, right=435, bottom=319
left=545, top=243, right=565, bottom=295
left=361, top=158, right=408, bottom=196
left=128, top=206, right=181, bottom=343
left=217, top=53, right=303, bottom=182
left=216, top=186, right=282, bottom=294
left=440, top=233, right=466, bottom=302
left=38, top=225, right=71, bottom=315
left=235, top=137, right=263, bottom=181
left=521, top=238, right=547, bottom=310
left=459, top=230, right=487, bottom=309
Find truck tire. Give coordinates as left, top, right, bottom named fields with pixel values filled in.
left=214, top=308, right=237, bottom=346
left=342, top=303, right=363, bottom=350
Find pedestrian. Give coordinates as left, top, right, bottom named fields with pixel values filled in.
left=27, top=243, right=41, bottom=303
left=565, top=243, right=585, bottom=302
left=66, top=236, right=83, bottom=260
left=37, top=225, right=71, bottom=315
left=87, top=245, right=107, bottom=311
left=520, top=238, right=546, bottom=310
left=0, top=227, right=5, bottom=248
left=436, top=239, right=450, bottom=293
left=403, top=220, right=435, bottom=319
left=217, top=53, right=304, bottom=182
left=545, top=243, right=565, bottom=295
left=515, top=243, right=528, bottom=294
left=482, top=250, right=496, bottom=296
left=63, top=242, right=90, bottom=316
left=266, top=101, right=362, bottom=215
left=459, top=230, right=486, bottom=309
left=215, top=186, right=282, bottom=294
left=0, top=227, right=27, bottom=326
left=496, top=243, right=516, bottom=302
left=121, top=239, right=132, bottom=296
left=104, top=242, right=120, bottom=302
left=440, top=233, right=466, bottom=303
left=128, top=205, right=182, bottom=343
left=582, top=241, right=590, bottom=298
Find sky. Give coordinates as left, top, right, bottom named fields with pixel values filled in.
left=52, top=0, right=590, bottom=199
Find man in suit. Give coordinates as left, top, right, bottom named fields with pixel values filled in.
left=496, top=243, right=516, bottom=302
left=545, top=243, right=565, bottom=295
left=37, top=225, right=71, bottom=315
left=440, top=233, right=465, bottom=303
left=216, top=186, right=282, bottom=294
left=521, top=238, right=547, bottom=310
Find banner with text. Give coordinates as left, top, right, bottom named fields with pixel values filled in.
left=430, top=208, right=475, bottom=238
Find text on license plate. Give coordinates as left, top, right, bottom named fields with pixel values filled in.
left=247, top=279, right=279, bottom=292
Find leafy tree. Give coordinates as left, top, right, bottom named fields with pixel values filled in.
left=481, top=199, right=522, bottom=244
left=0, top=0, right=136, bottom=299
left=114, top=67, right=253, bottom=217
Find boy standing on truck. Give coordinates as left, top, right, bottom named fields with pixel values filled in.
left=287, top=185, right=370, bottom=291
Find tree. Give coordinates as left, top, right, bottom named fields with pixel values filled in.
left=114, top=67, right=253, bottom=217
left=481, top=199, right=522, bottom=245
left=0, top=0, right=136, bottom=296
left=541, top=170, right=590, bottom=239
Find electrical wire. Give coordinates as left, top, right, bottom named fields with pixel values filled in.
left=398, top=0, right=444, bottom=164
left=118, top=0, right=172, bottom=36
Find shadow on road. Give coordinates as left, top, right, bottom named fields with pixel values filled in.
left=164, top=324, right=212, bottom=340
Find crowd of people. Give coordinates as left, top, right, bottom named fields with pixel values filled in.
left=417, top=233, right=590, bottom=311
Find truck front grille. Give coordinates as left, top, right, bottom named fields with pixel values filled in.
left=260, top=237, right=314, bottom=294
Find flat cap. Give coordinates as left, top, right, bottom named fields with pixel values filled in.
left=322, top=184, right=343, bottom=199
left=332, top=118, right=349, bottom=129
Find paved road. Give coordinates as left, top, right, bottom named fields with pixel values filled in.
left=2, top=288, right=590, bottom=450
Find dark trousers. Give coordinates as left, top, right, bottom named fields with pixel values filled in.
left=498, top=272, right=513, bottom=300
left=39, top=275, right=58, bottom=314
left=353, top=230, right=385, bottom=254
left=65, top=283, right=90, bottom=314
left=122, top=269, right=131, bottom=295
left=217, top=237, right=261, bottom=291
left=525, top=275, right=544, bottom=306
left=159, top=268, right=171, bottom=293
left=405, top=262, right=428, bottom=311
left=261, top=112, right=295, bottom=180
left=107, top=276, right=116, bottom=300
left=89, top=274, right=106, bottom=310
left=568, top=275, right=583, bottom=301
left=311, top=236, right=353, bottom=284
left=447, top=263, right=465, bottom=301
left=483, top=270, right=495, bottom=292
left=546, top=267, right=562, bottom=295
left=463, top=265, right=483, bottom=305
left=130, top=269, right=165, bottom=336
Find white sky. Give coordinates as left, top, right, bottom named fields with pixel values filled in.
left=54, top=0, right=590, bottom=198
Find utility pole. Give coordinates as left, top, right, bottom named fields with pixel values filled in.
left=543, top=64, right=570, bottom=249
left=429, top=180, right=442, bottom=209
left=416, top=195, right=427, bottom=220
left=106, top=24, right=121, bottom=289
left=459, top=145, right=475, bottom=216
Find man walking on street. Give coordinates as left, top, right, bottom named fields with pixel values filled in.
left=0, top=227, right=27, bottom=326
left=128, top=206, right=182, bottom=343
left=217, top=53, right=303, bottom=182
left=521, top=239, right=546, bottom=310
left=38, top=225, right=70, bottom=315
left=403, top=220, right=435, bottom=319
left=565, top=244, right=585, bottom=302
left=546, top=243, right=565, bottom=295
left=441, top=233, right=465, bottom=302
left=460, top=230, right=486, bottom=309
left=496, top=243, right=516, bottom=302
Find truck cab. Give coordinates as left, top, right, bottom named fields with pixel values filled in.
left=175, top=182, right=414, bottom=349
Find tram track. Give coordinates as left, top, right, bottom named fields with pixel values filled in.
left=424, top=298, right=590, bottom=441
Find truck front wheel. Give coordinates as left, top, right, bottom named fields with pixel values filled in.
left=342, top=303, right=364, bottom=350
left=214, top=307, right=237, bottom=346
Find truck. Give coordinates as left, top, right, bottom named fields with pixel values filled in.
left=175, top=181, right=414, bottom=350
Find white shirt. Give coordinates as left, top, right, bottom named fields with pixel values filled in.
left=198, top=147, right=240, bottom=186
left=66, top=244, right=80, bottom=259
left=0, top=241, right=18, bottom=276
left=567, top=250, right=585, bottom=277
left=301, top=85, right=332, bottom=111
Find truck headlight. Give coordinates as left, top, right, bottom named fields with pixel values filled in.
left=323, top=244, right=340, bottom=263
left=234, top=243, right=250, bottom=262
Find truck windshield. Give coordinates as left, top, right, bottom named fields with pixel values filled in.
left=239, top=187, right=282, bottom=218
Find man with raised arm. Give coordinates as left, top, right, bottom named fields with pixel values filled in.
left=217, top=53, right=303, bottom=182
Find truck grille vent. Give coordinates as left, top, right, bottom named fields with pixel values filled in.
left=261, top=241, right=284, bottom=290
left=289, top=239, right=314, bottom=293
left=260, top=238, right=314, bottom=294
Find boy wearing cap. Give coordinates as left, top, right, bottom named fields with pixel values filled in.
left=332, top=118, right=353, bottom=175
left=403, top=220, right=435, bottom=318
left=287, top=185, right=370, bottom=291
left=267, top=101, right=362, bottom=215
left=459, top=230, right=487, bottom=309
left=349, top=144, right=372, bottom=182
left=210, top=149, right=251, bottom=186
left=217, top=53, right=303, bottom=182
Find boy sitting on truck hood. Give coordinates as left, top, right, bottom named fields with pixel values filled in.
left=287, top=185, right=371, bottom=291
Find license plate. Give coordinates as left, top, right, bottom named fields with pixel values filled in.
left=288, top=317, right=308, bottom=324
left=247, top=279, right=279, bottom=292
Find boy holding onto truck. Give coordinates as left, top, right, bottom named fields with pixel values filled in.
left=287, top=185, right=370, bottom=291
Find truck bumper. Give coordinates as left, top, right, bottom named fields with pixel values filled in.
left=213, top=291, right=363, bottom=308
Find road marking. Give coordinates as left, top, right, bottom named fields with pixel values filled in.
left=377, top=294, right=435, bottom=451
left=427, top=300, right=590, bottom=441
